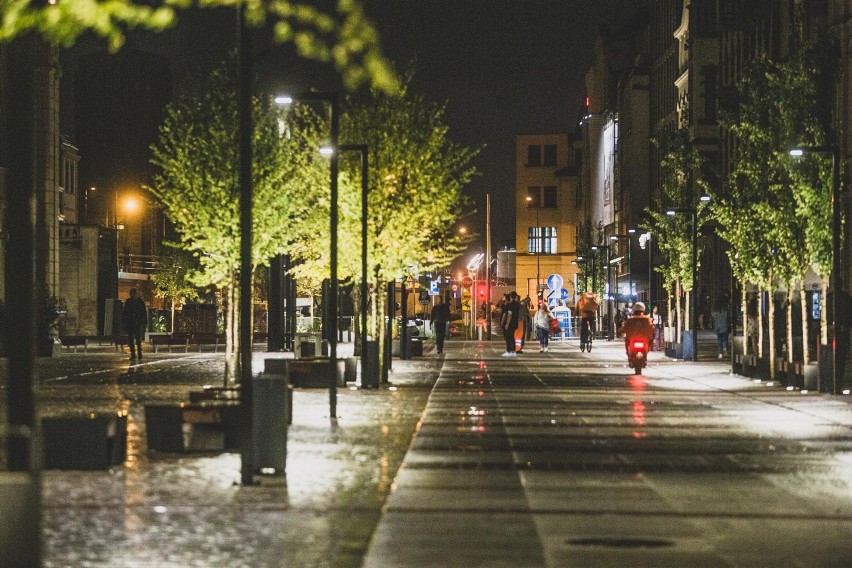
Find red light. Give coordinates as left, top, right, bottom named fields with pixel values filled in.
left=632, top=340, right=646, bottom=350
left=584, top=95, right=590, bottom=107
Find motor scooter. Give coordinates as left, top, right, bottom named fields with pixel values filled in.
left=627, top=338, right=649, bottom=375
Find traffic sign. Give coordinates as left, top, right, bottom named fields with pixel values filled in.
left=546, top=274, right=563, bottom=291
left=560, top=287, right=569, bottom=301
left=418, top=290, right=430, bottom=304
left=461, top=276, right=473, bottom=289
left=461, top=296, right=472, bottom=312
left=429, top=280, right=439, bottom=296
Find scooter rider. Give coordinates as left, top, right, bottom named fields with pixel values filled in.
left=621, top=302, right=655, bottom=355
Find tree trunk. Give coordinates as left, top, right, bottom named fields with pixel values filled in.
left=768, top=276, right=776, bottom=380
left=352, top=287, right=361, bottom=356
left=800, top=280, right=809, bottom=364
left=786, top=282, right=794, bottom=364
left=741, top=283, right=749, bottom=354
left=758, top=288, right=764, bottom=358
left=675, top=279, right=682, bottom=344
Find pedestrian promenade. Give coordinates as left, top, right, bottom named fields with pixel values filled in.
left=4, top=336, right=852, bottom=566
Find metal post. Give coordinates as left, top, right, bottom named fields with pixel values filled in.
left=691, top=211, right=698, bottom=361
left=486, top=193, right=492, bottom=339
left=328, top=95, right=339, bottom=417
left=831, top=147, right=841, bottom=393
left=237, top=9, right=255, bottom=485
left=6, top=35, right=43, bottom=567
left=339, top=145, right=370, bottom=383
left=268, top=255, right=284, bottom=351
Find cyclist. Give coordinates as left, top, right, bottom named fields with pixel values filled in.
left=576, top=290, right=600, bottom=351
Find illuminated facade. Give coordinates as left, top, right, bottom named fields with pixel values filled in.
left=514, top=133, right=583, bottom=304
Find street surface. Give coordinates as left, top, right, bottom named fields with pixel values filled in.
left=2, top=335, right=852, bottom=567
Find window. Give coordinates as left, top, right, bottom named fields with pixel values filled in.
left=527, top=145, right=541, bottom=166
left=528, top=226, right=557, bottom=254
left=543, top=144, right=557, bottom=166
left=543, top=186, right=557, bottom=208
left=527, top=187, right=541, bottom=208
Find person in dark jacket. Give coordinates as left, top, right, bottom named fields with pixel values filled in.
left=431, top=296, right=451, bottom=354
left=123, top=288, right=147, bottom=360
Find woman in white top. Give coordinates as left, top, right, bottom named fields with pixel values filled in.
left=533, top=304, right=553, bottom=352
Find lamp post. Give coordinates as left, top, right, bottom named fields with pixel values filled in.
left=610, top=231, right=634, bottom=309
left=526, top=195, right=541, bottom=301
left=276, top=92, right=340, bottom=415
left=791, top=145, right=842, bottom=393
left=666, top=208, right=698, bottom=361
left=339, top=144, right=373, bottom=386
left=593, top=244, right=614, bottom=340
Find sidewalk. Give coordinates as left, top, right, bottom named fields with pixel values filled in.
left=6, top=337, right=852, bottom=566
left=2, top=348, right=439, bottom=567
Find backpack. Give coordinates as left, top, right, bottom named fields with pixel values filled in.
left=549, top=316, right=560, bottom=333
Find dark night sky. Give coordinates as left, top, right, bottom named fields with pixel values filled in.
left=70, top=0, right=644, bottom=254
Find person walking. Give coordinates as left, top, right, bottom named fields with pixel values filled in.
left=501, top=292, right=520, bottom=357
left=431, top=296, right=451, bottom=354
left=533, top=303, right=553, bottom=353
left=651, top=305, right=663, bottom=351
left=123, top=287, right=147, bottom=360
left=711, top=295, right=729, bottom=359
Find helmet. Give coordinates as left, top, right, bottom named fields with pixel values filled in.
left=632, top=302, right=646, bottom=315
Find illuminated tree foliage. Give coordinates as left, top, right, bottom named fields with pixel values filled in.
left=149, top=66, right=327, bottom=379
left=645, top=126, right=709, bottom=343
left=151, top=246, right=199, bottom=333
left=0, top=0, right=396, bottom=92
left=714, top=34, right=834, bottom=373
left=287, top=78, right=478, bottom=367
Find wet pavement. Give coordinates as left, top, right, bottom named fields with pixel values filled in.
left=2, top=336, right=852, bottom=566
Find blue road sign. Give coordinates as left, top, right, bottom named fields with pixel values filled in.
left=547, top=274, right=563, bottom=291
left=560, top=287, right=569, bottom=301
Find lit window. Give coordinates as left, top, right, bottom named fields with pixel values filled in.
left=528, top=227, right=557, bottom=254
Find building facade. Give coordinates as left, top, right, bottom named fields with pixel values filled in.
left=514, top=133, right=583, bottom=305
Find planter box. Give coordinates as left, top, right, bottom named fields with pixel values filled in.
left=665, top=342, right=684, bottom=359
left=43, top=412, right=127, bottom=469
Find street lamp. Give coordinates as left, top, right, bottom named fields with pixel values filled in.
left=666, top=208, right=698, bottom=361
left=338, top=144, right=374, bottom=387
left=277, top=92, right=340, bottom=415
left=610, top=230, right=634, bottom=308
left=791, top=145, right=842, bottom=393
left=592, top=244, right=613, bottom=339
left=526, top=195, right=541, bottom=301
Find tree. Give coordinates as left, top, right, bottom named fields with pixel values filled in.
left=715, top=31, right=834, bottom=376
left=288, top=77, right=478, bottom=371
left=149, top=65, right=328, bottom=380
left=645, top=126, right=709, bottom=344
left=151, top=247, right=200, bottom=333
left=0, top=0, right=396, bottom=92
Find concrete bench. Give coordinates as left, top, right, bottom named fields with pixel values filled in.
left=191, top=333, right=226, bottom=352
left=286, top=358, right=346, bottom=388
left=150, top=333, right=191, bottom=353
left=144, top=402, right=240, bottom=453
left=42, top=412, right=128, bottom=469
left=59, top=335, right=89, bottom=352
left=189, top=384, right=292, bottom=425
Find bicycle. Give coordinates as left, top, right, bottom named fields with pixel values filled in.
left=580, top=316, right=594, bottom=352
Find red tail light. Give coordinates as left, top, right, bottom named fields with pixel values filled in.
left=631, top=340, right=646, bottom=350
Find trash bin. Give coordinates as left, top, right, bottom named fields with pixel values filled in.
left=410, top=337, right=423, bottom=356
left=253, top=372, right=289, bottom=474
left=361, top=340, right=380, bottom=388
